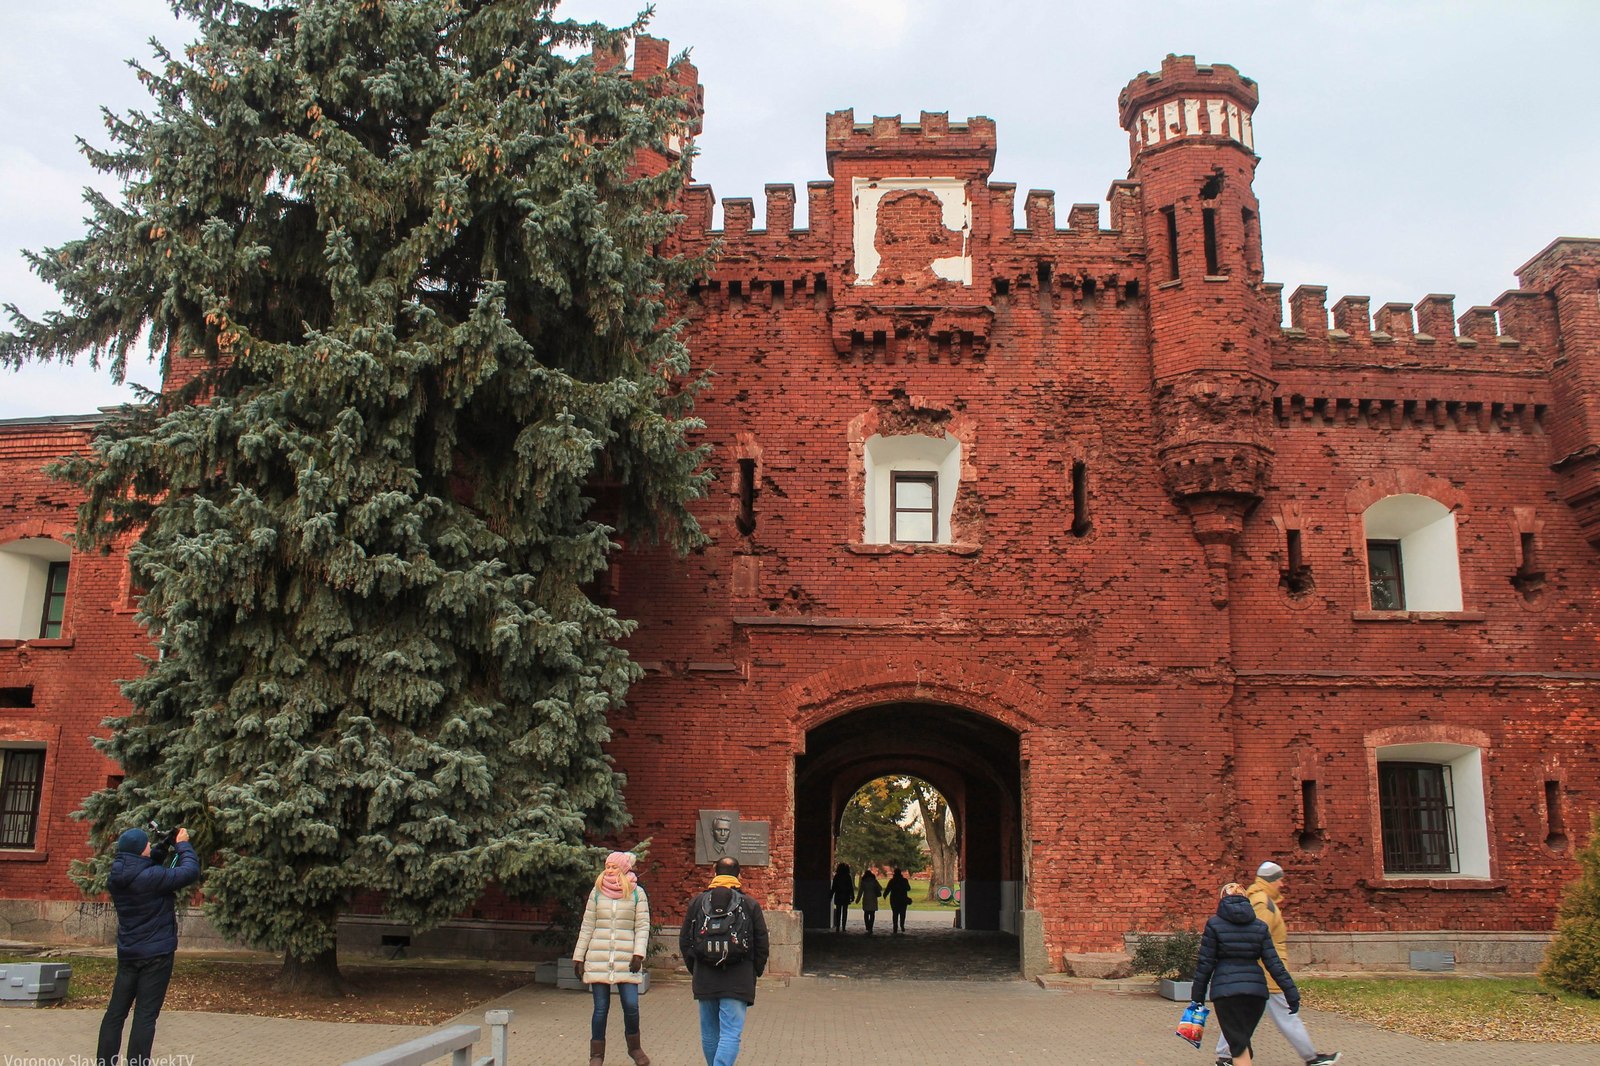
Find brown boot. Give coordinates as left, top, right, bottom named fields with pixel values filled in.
left=588, top=1038, right=605, bottom=1065
left=626, top=1031, right=651, bottom=1066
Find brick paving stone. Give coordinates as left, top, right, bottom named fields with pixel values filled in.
left=5, top=966, right=1596, bottom=1066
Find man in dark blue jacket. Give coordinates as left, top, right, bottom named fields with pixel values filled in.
left=96, top=825, right=201, bottom=1066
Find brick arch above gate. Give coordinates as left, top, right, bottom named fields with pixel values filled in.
left=782, top=654, right=1047, bottom=747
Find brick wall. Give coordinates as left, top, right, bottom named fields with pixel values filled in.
left=2, top=50, right=1596, bottom=969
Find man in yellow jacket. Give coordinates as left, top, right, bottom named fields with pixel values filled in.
left=1215, top=862, right=1341, bottom=1066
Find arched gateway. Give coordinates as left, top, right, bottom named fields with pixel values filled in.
left=782, top=662, right=1040, bottom=975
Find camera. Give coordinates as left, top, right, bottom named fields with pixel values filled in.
left=146, top=821, right=182, bottom=867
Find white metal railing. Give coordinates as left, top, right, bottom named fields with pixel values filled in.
left=341, top=1009, right=513, bottom=1066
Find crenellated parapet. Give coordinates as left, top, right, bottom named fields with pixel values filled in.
left=676, top=108, right=1154, bottom=358
left=1278, top=286, right=1550, bottom=363
left=823, top=110, right=997, bottom=174
left=1269, top=283, right=1555, bottom=447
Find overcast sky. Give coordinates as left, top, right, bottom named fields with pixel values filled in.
left=3, top=0, right=1597, bottom=418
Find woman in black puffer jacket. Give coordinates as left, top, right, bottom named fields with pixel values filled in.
left=1191, top=883, right=1301, bottom=1066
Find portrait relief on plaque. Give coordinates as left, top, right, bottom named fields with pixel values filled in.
left=694, top=809, right=772, bottom=866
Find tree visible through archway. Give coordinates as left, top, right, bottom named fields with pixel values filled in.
left=836, top=776, right=959, bottom=901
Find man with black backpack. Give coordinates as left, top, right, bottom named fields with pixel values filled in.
left=679, top=856, right=770, bottom=1066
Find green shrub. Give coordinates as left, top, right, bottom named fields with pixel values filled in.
left=1131, top=928, right=1202, bottom=981
left=1542, top=812, right=1600, bottom=998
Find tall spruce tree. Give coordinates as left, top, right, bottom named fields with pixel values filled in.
left=2, top=0, right=707, bottom=991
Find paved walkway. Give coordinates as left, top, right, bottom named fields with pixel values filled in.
left=4, top=914, right=1594, bottom=1066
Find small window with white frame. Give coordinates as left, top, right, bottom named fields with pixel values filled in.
left=1362, top=495, right=1462, bottom=611
left=863, top=433, right=960, bottom=545
left=890, top=472, right=938, bottom=543
left=0, top=538, right=73, bottom=640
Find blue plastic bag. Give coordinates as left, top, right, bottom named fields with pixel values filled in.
left=1176, top=1001, right=1210, bottom=1048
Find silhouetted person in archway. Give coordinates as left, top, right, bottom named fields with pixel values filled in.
left=885, top=868, right=912, bottom=933
left=830, top=863, right=853, bottom=932
left=856, top=868, right=882, bottom=934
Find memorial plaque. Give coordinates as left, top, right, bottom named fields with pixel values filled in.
left=694, top=809, right=771, bottom=865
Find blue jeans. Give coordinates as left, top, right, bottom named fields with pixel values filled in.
left=590, top=980, right=642, bottom=1041
left=96, top=951, right=175, bottom=1066
left=698, top=996, right=748, bottom=1066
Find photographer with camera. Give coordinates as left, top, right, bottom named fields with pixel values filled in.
left=96, top=824, right=201, bottom=1066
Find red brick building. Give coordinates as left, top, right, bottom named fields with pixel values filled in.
left=2, top=50, right=1597, bottom=975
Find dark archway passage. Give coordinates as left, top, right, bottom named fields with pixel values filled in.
left=793, top=702, right=1023, bottom=977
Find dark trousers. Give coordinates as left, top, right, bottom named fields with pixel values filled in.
left=97, top=951, right=175, bottom=1066
left=890, top=903, right=908, bottom=931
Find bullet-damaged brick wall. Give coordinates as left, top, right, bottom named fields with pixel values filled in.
left=0, top=418, right=142, bottom=899
left=2, top=56, right=1597, bottom=968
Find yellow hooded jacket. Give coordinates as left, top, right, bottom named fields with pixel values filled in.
left=1245, top=876, right=1290, bottom=993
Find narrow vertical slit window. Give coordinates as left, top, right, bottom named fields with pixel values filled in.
left=39, top=562, right=68, bottom=639
left=1298, top=779, right=1323, bottom=849
left=1241, top=207, right=1258, bottom=272
left=1162, top=207, right=1179, bottom=280
left=0, top=749, right=44, bottom=849
left=1366, top=540, right=1404, bottom=610
left=890, top=473, right=938, bottom=544
left=1070, top=460, right=1091, bottom=537
left=736, top=458, right=757, bottom=536
left=1545, top=780, right=1568, bottom=849
left=1517, top=531, right=1542, bottom=578
left=1202, top=207, right=1220, bottom=275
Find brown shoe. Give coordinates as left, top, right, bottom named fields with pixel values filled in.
left=588, top=1038, right=605, bottom=1065
left=626, top=1031, right=651, bottom=1065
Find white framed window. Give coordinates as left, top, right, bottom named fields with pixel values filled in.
left=1362, top=495, right=1462, bottom=611
left=1375, top=743, right=1489, bottom=878
left=0, top=538, right=72, bottom=640
left=863, top=434, right=960, bottom=544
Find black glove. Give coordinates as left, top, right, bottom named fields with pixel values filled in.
left=630, top=954, right=644, bottom=972
left=1287, top=996, right=1300, bottom=1014
left=572, top=960, right=584, bottom=979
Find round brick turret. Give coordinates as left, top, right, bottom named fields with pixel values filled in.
left=1122, top=56, right=1276, bottom=606
left=1118, top=55, right=1258, bottom=165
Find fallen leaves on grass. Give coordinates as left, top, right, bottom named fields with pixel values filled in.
left=1301, top=977, right=1600, bottom=1043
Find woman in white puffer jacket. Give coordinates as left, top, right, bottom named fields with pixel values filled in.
left=573, top=850, right=652, bottom=1066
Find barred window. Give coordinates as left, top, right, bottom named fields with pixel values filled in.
left=0, top=749, right=44, bottom=849
left=1378, top=761, right=1457, bottom=874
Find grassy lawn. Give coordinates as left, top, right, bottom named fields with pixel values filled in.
left=907, top=874, right=959, bottom=911
left=1301, top=976, right=1600, bottom=1042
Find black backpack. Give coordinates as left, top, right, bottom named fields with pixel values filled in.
left=692, top=888, right=753, bottom=966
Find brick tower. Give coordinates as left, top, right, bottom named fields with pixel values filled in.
left=1119, top=56, right=1276, bottom=606
left=1516, top=238, right=1600, bottom=545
